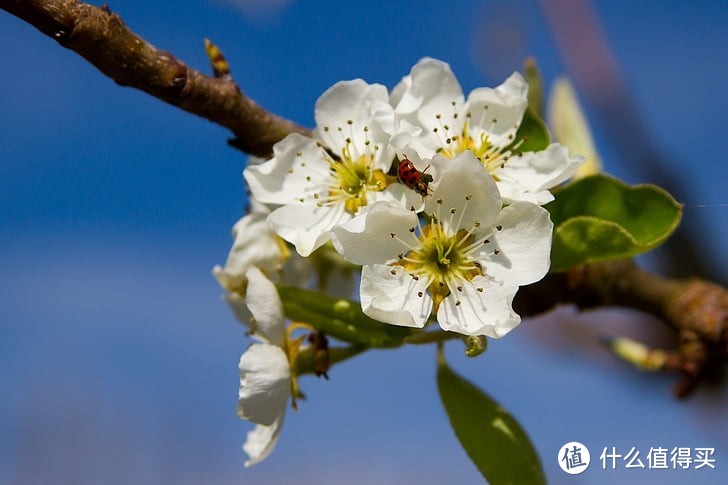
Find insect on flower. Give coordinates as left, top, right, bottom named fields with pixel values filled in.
left=397, top=155, right=433, bottom=197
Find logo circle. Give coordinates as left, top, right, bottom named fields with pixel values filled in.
left=558, top=442, right=590, bottom=474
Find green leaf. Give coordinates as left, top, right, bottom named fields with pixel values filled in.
left=514, top=107, right=550, bottom=153
left=437, top=357, right=545, bottom=485
left=277, top=285, right=412, bottom=348
left=546, top=174, right=682, bottom=271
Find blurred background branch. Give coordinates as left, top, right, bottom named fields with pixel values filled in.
left=537, top=0, right=724, bottom=285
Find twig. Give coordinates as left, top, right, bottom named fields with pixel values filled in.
left=516, top=259, right=728, bottom=396
left=0, top=0, right=310, bottom=157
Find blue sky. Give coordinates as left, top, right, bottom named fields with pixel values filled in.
left=1, top=1, right=727, bottom=483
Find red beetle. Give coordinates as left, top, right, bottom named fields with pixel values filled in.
left=397, top=155, right=433, bottom=197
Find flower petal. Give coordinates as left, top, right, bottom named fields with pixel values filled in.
left=392, top=58, right=464, bottom=129
left=465, top=72, right=528, bottom=140
left=331, top=201, right=417, bottom=265
left=243, top=415, right=284, bottom=467
left=483, top=202, right=553, bottom=286
left=267, top=201, right=349, bottom=257
left=360, top=264, right=432, bottom=328
left=437, top=276, right=521, bottom=338
left=221, top=291, right=253, bottom=328
left=244, top=266, right=285, bottom=346
left=238, top=343, right=291, bottom=426
left=244, top=133, right=330, bottom=205
left=426, top=151, right=502, bottom=231
left=496, top=143, right=583, bottom=202
left=213, top=209, right=285, bottom=292
left=314, top=79, right=392, bottom=159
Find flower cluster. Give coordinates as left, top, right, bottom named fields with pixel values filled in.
left=214, top=57, right=582, bottom=466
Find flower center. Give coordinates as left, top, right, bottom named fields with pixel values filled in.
left=430, top=113, right=525, bottom=180
left=392, top=204, right=490, bottom=310
left=313, top=123, right=391, bottom=215
left=328, top=150, right=388, bottom=214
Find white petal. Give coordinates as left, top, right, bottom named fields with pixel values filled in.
left=238, top=343, right=291, bottom=426
left=360, top=264, right=432, bottom=328
left=495, top=181, right=554, bottom=205
left=314, top=79, right=392, bottom=157
left=483, top=202, right=553, bottom=286
left=243, top=414, right=284, bottom=467
left=244, top=267, right=286, bottom=346
left=244, top=134, right=330, bottom=205
left=222, top=292, right=253, bottom=328
left=331, top=201, right=416, bottom=265
left=392, top=58, right=464, bottom=128
left=214, top=211, right=284, bottom=290
left=437, top=277, right=521, bottom=338
left=465, top=72, right=528, bottom=139
left=426, top=151, right=502, bottom=231
left=267, top=201, right=349, bottom=257
left=497, top=143, right=583, bottom=200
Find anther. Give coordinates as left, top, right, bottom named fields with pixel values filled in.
left=457, top=286, right=463, bottom=292
left=390, top=269, right=397, bottom=275
left=438, top=282, right=445, bottom=287
left=412, top=275, right=419, bottom=281
left=450, top=208, right=456, bottom=214
left=347, top=119, right=353, bottom=125
left=436, top=114, right=442, bottom=119
left=474, top=221, right=480, bottom=227
left=494, top=249, right=500, bottom=255
left=465, top=195, right=472, bottom=200
left=436, top=198, right=443, bottom=204
left=398, top=253, right=404, bottom=259
left=287, top=168, right=293, bottom=174
left=477, top=287, right=483, bottom=293
left=418, top=291, right=423, bottom=297
left=474, top=262, right=481, bottom=268
left=390, top=233, right=396, bottom=238
left=455, top=301, right=461, bottom=306
left=409, top=227, right=415, bottom=233
left=483, top=239, right=490, bottom=244
left=496, top=225, right=502, bottom=231
left=323, top=126, right=329, bottom=132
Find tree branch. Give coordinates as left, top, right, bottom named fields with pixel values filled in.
left=516, top=260, right=728, bottom=396
left=0, top=0, right=310, bottom=157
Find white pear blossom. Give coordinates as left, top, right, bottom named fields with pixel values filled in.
left=332, top=151, right=553, bottom=338
left=391, top=57, right=582, bottom=204
left=212, top=199, right=291, bottom=294
left=236, top=266, right=295, bottom=467
left=244, top=79, right=418, bottom=257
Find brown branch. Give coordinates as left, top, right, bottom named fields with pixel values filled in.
left=516, top=259, right=728, bottom=397
left=0, top=0, right=309, bottom=157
